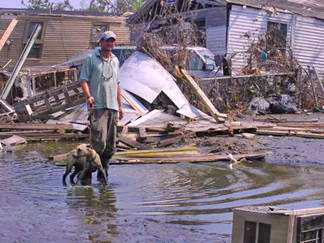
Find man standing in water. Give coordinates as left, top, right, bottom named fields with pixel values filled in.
left=80, top=31, right=123, bottom=185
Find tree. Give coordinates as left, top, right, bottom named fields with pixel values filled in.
left=21, top=0, right=74, bottom=11
left=22, top=0, right=144, bottom=15
left=52, top=0, right=74, bottom=11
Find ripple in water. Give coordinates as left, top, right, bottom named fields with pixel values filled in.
left=1, top=150, right=324, bottom=242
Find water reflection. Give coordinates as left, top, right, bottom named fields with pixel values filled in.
left=66, top=185, right=118, bottom=241
left=1, top=144, right=324, bottom=242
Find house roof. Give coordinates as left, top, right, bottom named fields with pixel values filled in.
left=227, top=0, right=324, bottom=19
left=0, top=8, right=127, bottom=22
left=128, top=0, right=324, bottom=24
left=0, top=8, right=115, bottom=17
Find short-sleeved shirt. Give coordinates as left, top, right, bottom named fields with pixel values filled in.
left=80, top=47, right=120, bottom=111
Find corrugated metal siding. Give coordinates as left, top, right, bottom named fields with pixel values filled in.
left=227, top=4, right=293, bottom=74
left=294, top=16, right=324, bottom=79
left=0, top=14, right=130, bottom=68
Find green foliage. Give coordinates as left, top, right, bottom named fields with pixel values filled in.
left=21, top=0, right=73, bottom=10
left=21, top=0, right=144, bottom=14
left=130, top=0, right=145, bottom=12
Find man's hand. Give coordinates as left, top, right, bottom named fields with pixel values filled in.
left=87, top=96, right=95, bottom=108
left=118, top=108, right=124, bottom=120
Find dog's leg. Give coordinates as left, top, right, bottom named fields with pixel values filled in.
left=97, top=166, right=107, bottom=185
left=70, top=167, right=81, bottom=185
left=97, top=153, right=111, bottom=183
left=62, top=163, right=73, bottom=186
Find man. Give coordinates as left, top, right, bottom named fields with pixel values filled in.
left=80, top=31, right=123, bottom=185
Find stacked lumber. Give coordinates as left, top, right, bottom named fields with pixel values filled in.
left=116, top=120, right=257, bottom=151
left=0, top=123, right=88, bottom=142
left=255, top=120, right=324, bottom=139
left=51, top=145, right=268, bottom=165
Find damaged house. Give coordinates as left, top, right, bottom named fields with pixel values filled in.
left=128, top=0, right=324, bottom=78
left=0, top=8, right=131, bottom=104
left=0, top=8, right=130, bottom=68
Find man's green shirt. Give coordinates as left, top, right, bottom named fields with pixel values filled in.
left=80, top=47, right=120, bottom=111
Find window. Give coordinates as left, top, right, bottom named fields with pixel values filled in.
left=297, top=215, right=324, bottom=243
left=24, top=21, right=45, bottom=59
left=258, top=223, right=271, bottom=243
left=90, top=24, right=109, bottom=48
left=187, top=52, right=204, bottom=71
left=266, top=21, right=287, bottom=52
left=244, top=221, right=257, bottom=243
left=243, top=221, right=271, bottom=243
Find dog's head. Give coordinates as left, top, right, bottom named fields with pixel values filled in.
left=75, top=144, right=93, bottom=158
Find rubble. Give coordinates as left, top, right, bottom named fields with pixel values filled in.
left=0, top=7, right=323, bottom=165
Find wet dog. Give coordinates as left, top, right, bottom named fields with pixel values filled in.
left=62, top=144, right=107, bottom=186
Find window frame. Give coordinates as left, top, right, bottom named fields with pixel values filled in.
left=23, top=21, right=47, bottom=60
left=266, top=21, right=288, bottom=52
left=90, top=23, right=110, bottom=48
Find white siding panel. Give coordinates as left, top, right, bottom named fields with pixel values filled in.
left=294, top=16, right=324, bottom=79
left=205, top=7, right=227, bottom=56
left=227, top=5, right=293, bottom=75
left=206, top=25, right=226, bottom=55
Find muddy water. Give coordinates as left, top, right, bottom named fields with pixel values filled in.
left=1, top=141, right=324, bottom=242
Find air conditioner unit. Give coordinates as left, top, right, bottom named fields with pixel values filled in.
left=232, top=206, right=324, bottom=243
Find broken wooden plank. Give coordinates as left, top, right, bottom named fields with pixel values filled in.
left=0, top=123, right=73, bottom=131
left=138, top=127, right=147, bottom=141
left=1, top=135, right=27, bottom=146
left=266, top=126, right=324, bottom=133
left=121, top=89, right=148, bottom=115
left=158, top=131, right=192, bottom=147
left=0, top=19, right=18, bottom=52
left=23, top=133, right=88, bottom=142
left=118, top=135, right=151, bottom=150
left=112, top=152, right=268, bottom=164
left=115, top=150, right=199, bottom=158
left=276, top=123, right=324, bottom=128
left=51, top=145, right=197, bottom=163
left=256, top=130, right=324, bottom=139
left=178, top=67, right=227, bottom=120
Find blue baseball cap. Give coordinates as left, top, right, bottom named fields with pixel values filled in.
left=99, top=31, right=117, bottom=41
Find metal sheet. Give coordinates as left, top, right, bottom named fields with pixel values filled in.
left=119, top=51, right=188, bottom=109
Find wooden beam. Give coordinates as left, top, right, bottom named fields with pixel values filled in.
left=1, top=24, right=42, bottom=100
left=178, top=67, right=227, bottom=121
left=0, top=19, right=18, bottom=52
left=257, top=129, right=324, bottom=139
left=113, top=152, right=268, bottom=164
left=52, top=149, right=267, bottom=165
left=118, top=135, right=151, bottom=150
left=0, top=123, right=73, bottom=131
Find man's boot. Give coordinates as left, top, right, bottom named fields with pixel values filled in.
left=97, top=154, right=110, bottom=184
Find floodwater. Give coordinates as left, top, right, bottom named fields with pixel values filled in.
left=1, top=138, right=324, bottom=243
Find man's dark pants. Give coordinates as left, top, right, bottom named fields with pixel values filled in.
left=80, top=108, right=117, bottom=185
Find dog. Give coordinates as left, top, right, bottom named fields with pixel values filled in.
left=62, top=144, right=107, bottom=186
